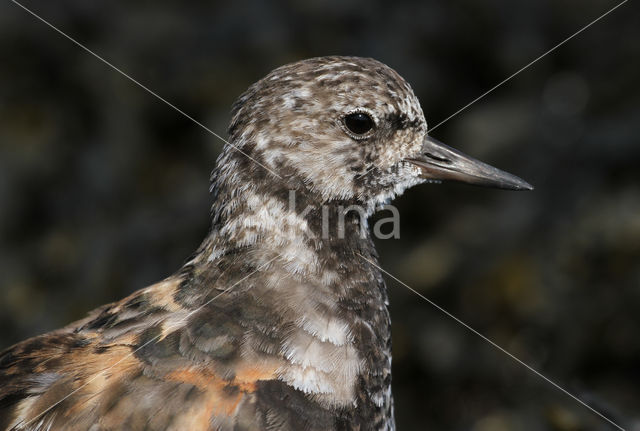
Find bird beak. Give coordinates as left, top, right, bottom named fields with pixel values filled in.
left=406, top=135, right=533, bottom=190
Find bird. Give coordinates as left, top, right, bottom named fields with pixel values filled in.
left=0, top=56, right=532, bottom=431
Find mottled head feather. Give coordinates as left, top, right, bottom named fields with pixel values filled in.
left=220, top=56, right=427, bottom=207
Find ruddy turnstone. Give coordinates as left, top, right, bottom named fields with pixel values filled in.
left=0, top=56, right=531, bottom=431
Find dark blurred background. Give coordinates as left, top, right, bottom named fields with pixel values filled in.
left=1, top=0, right=639, bottom=429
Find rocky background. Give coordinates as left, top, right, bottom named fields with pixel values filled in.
left=1, top=0, right=639, bottom=429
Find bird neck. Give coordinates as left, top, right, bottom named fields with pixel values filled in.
left=194, top=161, right=376, bottom=277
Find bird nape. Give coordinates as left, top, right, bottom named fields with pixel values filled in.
left=0, top=56, right=531, bottom=431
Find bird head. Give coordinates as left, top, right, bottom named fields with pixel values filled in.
left=225, top=56, right=532, bottom=210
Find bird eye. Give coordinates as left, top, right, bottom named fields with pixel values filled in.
left=344, top=112, right=374, bottom=136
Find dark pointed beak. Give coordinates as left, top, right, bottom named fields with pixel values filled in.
left=406, top=135, right=533, bottom=191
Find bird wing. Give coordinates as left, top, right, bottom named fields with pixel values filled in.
left=0, top=276, right=280, bottom=431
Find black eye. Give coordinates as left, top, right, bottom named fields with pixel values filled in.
left=344, top=112, right=374, bottom=136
